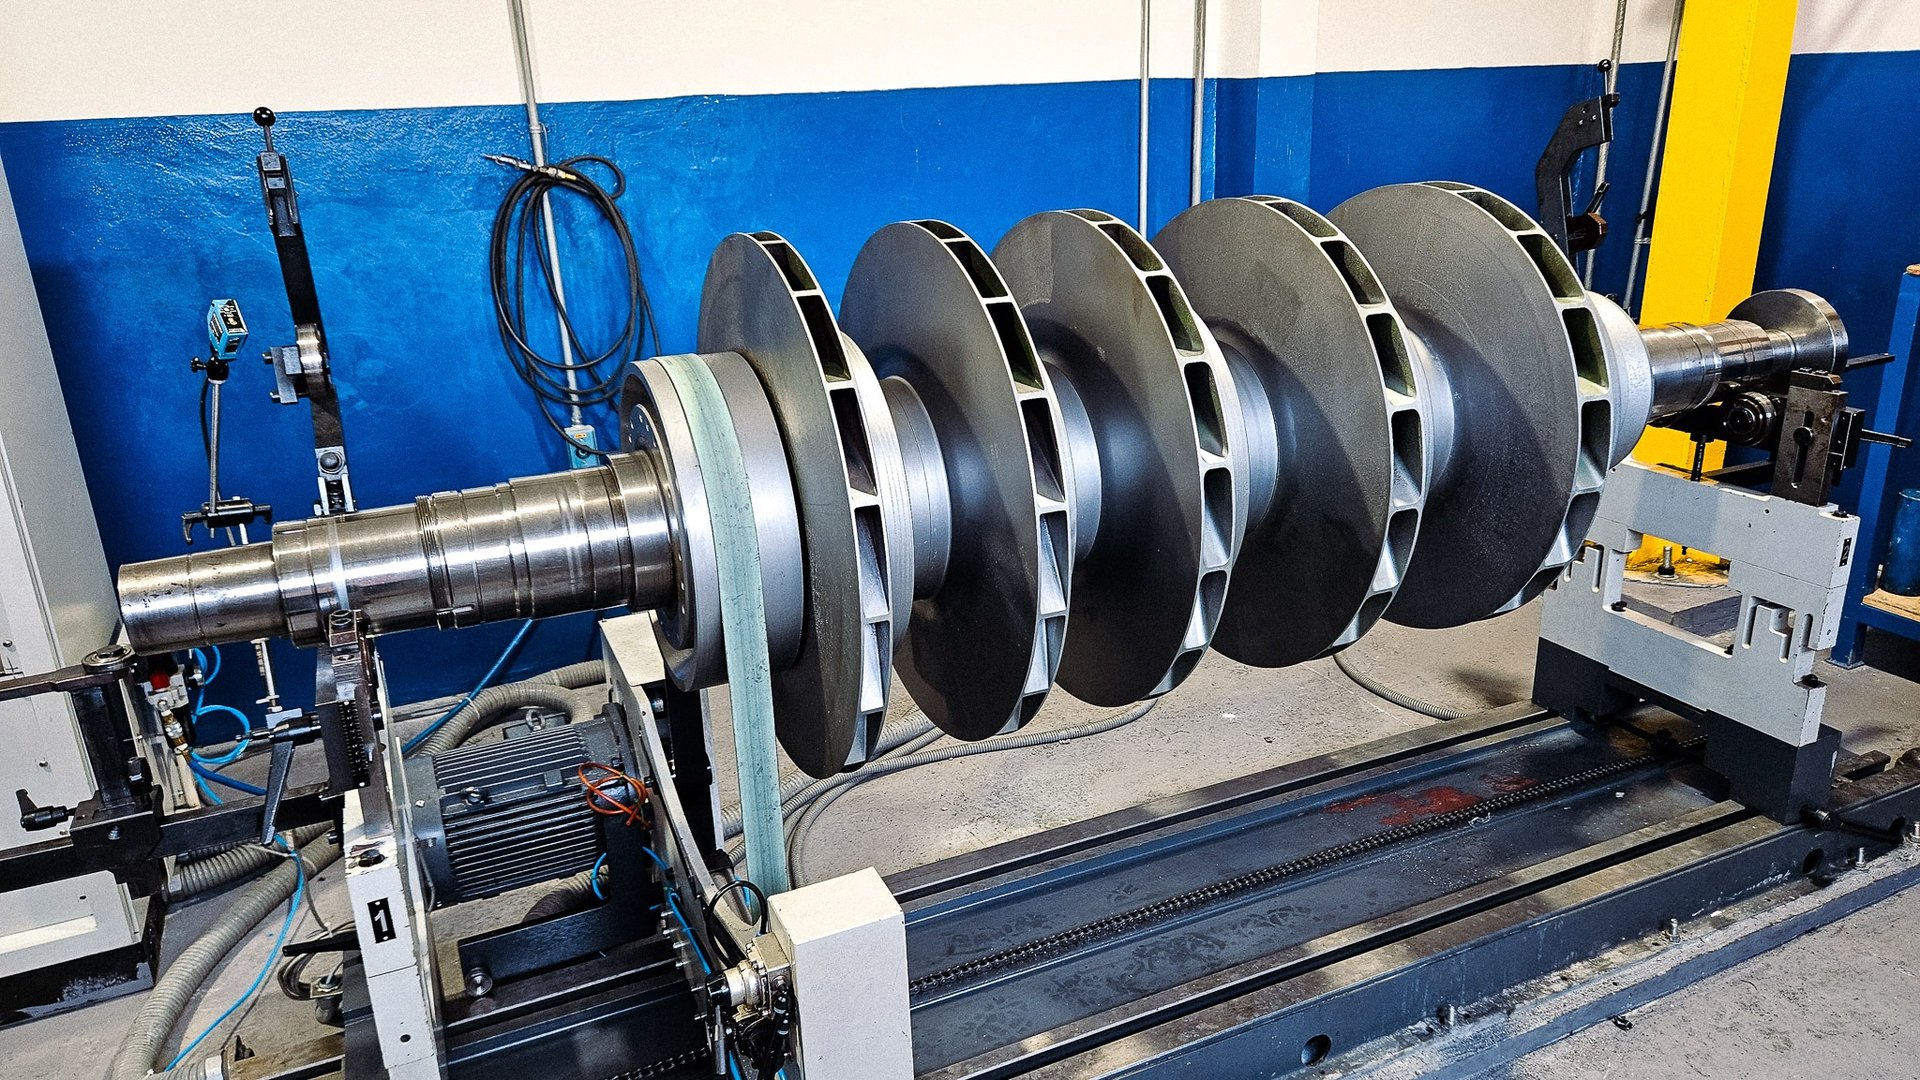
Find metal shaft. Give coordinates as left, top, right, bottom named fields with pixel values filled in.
left=118, top=453, right=673, bottom=653
left=1639, top=290, right=1848, bottom=419
left=1641, top=319, right=1790, bottom=417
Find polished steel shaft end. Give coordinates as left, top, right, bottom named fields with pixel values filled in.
left=117, top=453, right=674, bottom=653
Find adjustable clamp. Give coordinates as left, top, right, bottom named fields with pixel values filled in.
left=260, top=711, right=323, bottom=844
left=1535, top=93, right=1618, bottom=257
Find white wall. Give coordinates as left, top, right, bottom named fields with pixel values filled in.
left=0, top=0, right=1913, bottom=123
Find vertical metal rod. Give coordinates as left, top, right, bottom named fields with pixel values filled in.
left=1622, top=0, right=1686, bottom=317
left=507, top=0, right=582, bottom=423
left=1189, top=0, right=1207, bottom=207
left=1139, top=0, right=1152, bottom=233
left=1583, top=0, right=1630, bottom=287
left=255, top=637, right=281, bottom=711
left=206, top=381, right=223, bottom=508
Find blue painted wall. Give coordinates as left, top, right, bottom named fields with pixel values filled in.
left=0, top=80, right=1206, bottom=715
left=3, top=51, right=1917, bottom=717
left=1755, top=50, right=1920, bottom=560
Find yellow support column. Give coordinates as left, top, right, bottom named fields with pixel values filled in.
left=1627, top=0, right=1798, bottom=573
left=1634, top=0, right=1800, bottom=471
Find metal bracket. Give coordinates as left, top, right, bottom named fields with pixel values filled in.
left=1535, top=93, right=1618, bottom=257
left=252, top=107, right=357, bottom=516
left=1538, top=461, right=1859, bottom=817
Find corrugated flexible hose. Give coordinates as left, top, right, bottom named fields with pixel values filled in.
left=108, top=836, right=340, bottom=1080
left=111, top=660, right=608, bottom=1080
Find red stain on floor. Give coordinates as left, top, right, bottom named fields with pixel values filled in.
left=1484, top=772, right=1540, bottom=794
left=1323, top=785, right=1483, bottom=826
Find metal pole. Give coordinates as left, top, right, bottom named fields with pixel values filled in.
left=1190, top=0, right=1207, bottom=207
left=1139, top=0, right=1152, bottom=233
left=206, top=381, right=222, bottom=508
left=1622, top=0, right=1686, bottom=317
left=507, top=0, right=582, bottom=423
left=1583, top=0, right=1630, bottom=287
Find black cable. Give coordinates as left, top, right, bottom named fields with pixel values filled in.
left=487, top=154, right=660, bottom=461
left=706, top=878, right=770, bottom=934
left=198, top=378, right=212, bottom=464
left=703, top=905, right=744, bottom=968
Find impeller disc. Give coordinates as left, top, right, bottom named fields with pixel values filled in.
left=1156, top=196, right=1427, bottom=666
left=842, top=220, right=1072, bottom=741
left=1330, top=182, right=1611, bottom=628
left=994, top=209, right=1247, bottom=706
left=699, top=232, right=913, bottom=777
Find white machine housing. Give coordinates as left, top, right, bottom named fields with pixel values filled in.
left=0, top=154, right=145, bottom=994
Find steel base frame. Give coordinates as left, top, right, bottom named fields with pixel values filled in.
left=892, top=705, right=1920, bottom=1080
left=254, top=703, right=1920, bottom=1080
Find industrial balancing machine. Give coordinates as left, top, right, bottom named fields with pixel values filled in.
left=69, top=178, right=1920, bottom=1078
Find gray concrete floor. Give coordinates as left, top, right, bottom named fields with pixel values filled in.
left=6, top=597, right=1918, bottom=1078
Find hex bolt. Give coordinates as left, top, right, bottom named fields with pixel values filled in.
left=464, top=967, right=494, bottom=998
left=1439, top=1003, right=1459, bottom=1027
left=1906, top=820, right=1920, bottom=846
left=1657, top=544, right=1677, bottom=578
left=1855, top=845, right=1869, bottom=868
left=1665, top=917, right=1680, bottom=941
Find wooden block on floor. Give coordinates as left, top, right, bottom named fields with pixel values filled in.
left=1864, top=588, right=1920, bottom=622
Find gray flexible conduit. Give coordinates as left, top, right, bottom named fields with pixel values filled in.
left=784, top=699, right=1160, bottom=883
left=523, top=869, right=601, bottom=923
left=412, top=681, right=602, bottom=757
left=1331, top=650, right=1466, bottom=721
left=114, top=659, right=610, bottom=1079
left=109, top=836, right=341, bottom=1080
left=719, top=710, right=938, bottom=841
left=163, top=823, right=330, bottom=902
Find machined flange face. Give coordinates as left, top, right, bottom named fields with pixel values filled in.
left=620, top=352, right=804, bottom=690
left=1731, top=288, right=1849, bottom=367
left=842, top=219, right=1073, bottom=741
left=698, top=232, right=913, bottom=777
left=1330, top=182, right=1614, bottom=628
left=994, top=209, right=1247, bottom=706
left=1156, top=196, right=1427, bottom=666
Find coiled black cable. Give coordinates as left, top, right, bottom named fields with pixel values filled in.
left=487, top=154, right=661, bottom=460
